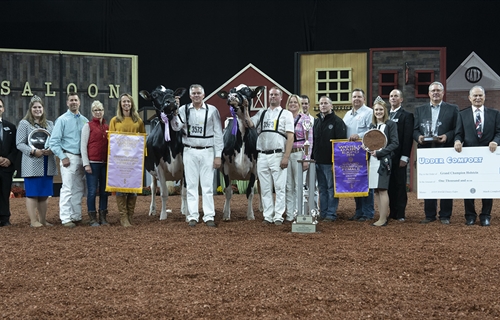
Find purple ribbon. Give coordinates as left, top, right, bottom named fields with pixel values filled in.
left=160, top=112, right=171, bottom=142
left=229, top=106, right=238, bottom=135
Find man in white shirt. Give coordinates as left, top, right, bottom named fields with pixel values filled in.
left=171, top=84, right=223, bottom=227
left=246, top=87, right=294, bottom=225
left=343, top=89, right=374, bottom=222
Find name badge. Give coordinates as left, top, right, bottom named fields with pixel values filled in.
left=189, top=125, right=204, bottom=135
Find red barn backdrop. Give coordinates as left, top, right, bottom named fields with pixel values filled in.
left=205, top=63, right=292, bottom=128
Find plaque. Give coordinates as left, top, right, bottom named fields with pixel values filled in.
left=362, top=129, right=387, bottom=152
left=28, top=128, right=51, bottom=149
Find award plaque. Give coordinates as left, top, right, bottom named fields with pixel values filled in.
left=362, top=129, right=387, bottom=152
left=28, top=128, right=51, bottom=149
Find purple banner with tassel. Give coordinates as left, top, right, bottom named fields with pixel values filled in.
left=332, top=140, right=369, bottom=197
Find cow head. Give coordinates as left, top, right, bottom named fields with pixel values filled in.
left=217, top=84, right=265, bottom=113
left=139, top=85, right=187, bottom=116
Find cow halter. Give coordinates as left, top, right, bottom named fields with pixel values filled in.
left=229, top=106, right=238, bottom=135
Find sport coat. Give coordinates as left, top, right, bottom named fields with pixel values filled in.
left=391, top=107, right=414, bottom=161
left=0, top=119, right=18, bottom=173
left=455, top=106, right=500, bottom=147
left=413, top=102, right=459, bottom=148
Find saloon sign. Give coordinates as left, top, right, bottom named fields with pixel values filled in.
left=0, top=48, right=138, bottom=123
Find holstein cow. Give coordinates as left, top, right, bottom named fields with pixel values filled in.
left=139, top=85, right=187, bottom=220
left=217, top=84, right=265, bottom=220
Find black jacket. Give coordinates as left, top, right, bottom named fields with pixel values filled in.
left=312, top=112, right=347, bottom=164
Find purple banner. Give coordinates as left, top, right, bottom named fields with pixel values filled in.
left=106, top=132, right=146, bottom=193
left=332, top=140, right=369, bottom=197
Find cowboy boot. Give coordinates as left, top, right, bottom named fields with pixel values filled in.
left=88, top=211, right=100, bottom=227
left=99, top=209, right=109, bottom=226
left=126, top=194, right=137, bottom=225
left=116, top=195, right=131, bottom=227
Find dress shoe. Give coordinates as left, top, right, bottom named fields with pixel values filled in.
left=420, top=218, right=436, bottom=224
left=357, top=217, right=372, bottom=222
left=465, top=219, right=475, bottom=226
left=480, top=218, right=491, bottom=227
left=396, top=218, right=405, bottom=222
left=205, top=220, right=216, bottom=228
left=0, top=221, right=12, bottom=227
left=371, top=221, right=388, bottom=227
left=348, top=215, right=361, bottom=221
left=188, top=220, right=197, bottom=227
left=262, top=220, right=272, bottom=225
left=274, top=221, right=283, bottom=226
left=30, top=221, right=44, bottom=228
left=440, top=219, right=450, bottom=225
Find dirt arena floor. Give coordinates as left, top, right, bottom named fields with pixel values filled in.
left=1, top=192, right=500, bottom=319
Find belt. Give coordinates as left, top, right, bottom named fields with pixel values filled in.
left=63, top=150, right=81, bottom=156
left=184, top=144, right=213, bottom=150
left=258, top=149, right=283, bottom=154
left=291, top=147, right=304, bottom=153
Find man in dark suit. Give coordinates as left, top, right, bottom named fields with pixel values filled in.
left=414, top=82, right=459, bottom=224
left=454, top=85, right=500, bottom=226
left=387, top=89, right=414, bottom=222
left=0, top=98, right=18, bottom=227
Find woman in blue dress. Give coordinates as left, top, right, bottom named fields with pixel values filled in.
left=16, top=95, right=57, bottom=227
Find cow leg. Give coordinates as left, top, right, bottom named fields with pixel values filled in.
left=246, top=173, right=256, bottom=220
left=180, top=179, right=188, bottom=221
left=157, top=166, right=169, bottom=221
left=149, top=176, right=157, bottom=216
left=222, top=174, right=232, bottom=220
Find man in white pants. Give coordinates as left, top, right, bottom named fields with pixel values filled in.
left=49, top=92, right=89, bottom=228
left=171, top=84, right=223, bottom=227
left=246, top=87, right=294, bottom=225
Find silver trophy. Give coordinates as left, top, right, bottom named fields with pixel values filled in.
left=421, top=119, right=440, bottom=142
left=302, top=117, right=312, bottom=160
left=292, top=116, right=318, bottom=233
left=28, top=128, right=51, bottom=149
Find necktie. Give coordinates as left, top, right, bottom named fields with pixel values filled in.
left=0, top=121, right=3, bottom=142
left=475, top=109, right=482, bottom=138
left=389, top=112, right=396, bottom=120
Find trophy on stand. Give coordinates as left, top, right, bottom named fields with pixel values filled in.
left=292, top=117, right=318, bottom=234
left=421, top=119, right=441, bottom=142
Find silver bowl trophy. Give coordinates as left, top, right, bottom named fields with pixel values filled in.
left=421, top=119, right=441, bottom=142
left=28, top=128, right=51, bottom=149
left=292, top=117, right=318, bottom=233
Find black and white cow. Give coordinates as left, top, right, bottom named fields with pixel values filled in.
left=139, top=85, right=187, bottom=220
left=217, top=84, right=265, bottom=220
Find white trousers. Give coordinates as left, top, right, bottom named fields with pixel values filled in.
left=183, top=147, right=215, bottom=222
left=59, top=153, right=85, bottom=224
left=285, top=151, right=303, bottom=220
left=257, top=152, right=287, bottom=223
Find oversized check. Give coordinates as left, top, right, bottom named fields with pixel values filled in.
left=417, top=146, right=500, bottom=199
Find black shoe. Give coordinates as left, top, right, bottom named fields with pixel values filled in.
left=0, top=221, right=12, bottom=227
left=440, top=219, right=450, bottom=225
left=348, top=215, right=361, bottom=221
left=188, top=220, right=197, bottom=227
left=420, top=218, right=436, bottom=224
left=205, top=220, right=216, bottom=228
left=465, top=218, right=475, bottom=226
left=396, top=218, right=405, bottom=222
left=480, top=218, right=491, bottom=227
left=357, top=217, right=371, bottom=222
left=262, top=220, right=272, bottom=225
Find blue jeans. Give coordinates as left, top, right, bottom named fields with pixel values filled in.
left=85, top=163, right=108, bottom=212
left=316, top=163, right=339, bottom=220
left=354, top=189, right=374, bottom=219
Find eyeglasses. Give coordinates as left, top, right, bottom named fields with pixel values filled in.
left=92, top=109, right=104, bottom=112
